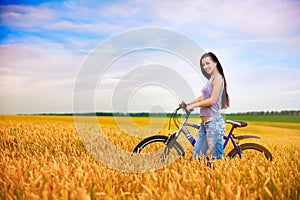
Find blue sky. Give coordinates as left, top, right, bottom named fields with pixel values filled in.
left=1, top=0, right=300, bottom=114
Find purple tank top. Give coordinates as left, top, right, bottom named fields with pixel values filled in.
left=200, top=74, right=224, bottom=117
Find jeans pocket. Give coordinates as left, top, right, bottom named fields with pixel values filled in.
left=205, top=123, right=216, bottom=137
left=216, top=121, right=225, bottom=136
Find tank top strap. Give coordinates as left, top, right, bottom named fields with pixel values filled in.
left=209, top=74, right=223, bottom=82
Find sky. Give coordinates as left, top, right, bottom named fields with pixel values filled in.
left=0, top=0, right=300, bottom=114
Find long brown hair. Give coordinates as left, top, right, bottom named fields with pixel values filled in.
left=200, top=52, right=230, bottom=108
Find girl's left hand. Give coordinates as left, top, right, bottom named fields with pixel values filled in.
left=187, top=105, right=194, bottom=112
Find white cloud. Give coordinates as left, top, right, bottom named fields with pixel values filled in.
left=0, top=4, right=56, bottom=28
left=44, top=20, right=124, bottom=33
left=101, top=4, right=140, bottom=18
left=2, top=0, right=299, bottom=40
left=0, top=3, right=128, bottom=35
left=226, top=62, right=300, bottom=112
left=0, top=42, right=85, bottom=114
left=0, top=43, right=81, bottom=83
left=152, top=0, right=300, bottom=39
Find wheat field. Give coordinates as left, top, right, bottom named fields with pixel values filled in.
left=1, top=115, right=299, bottom=199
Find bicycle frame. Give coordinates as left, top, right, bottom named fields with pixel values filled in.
left=168, top=107, right=260, bottom=159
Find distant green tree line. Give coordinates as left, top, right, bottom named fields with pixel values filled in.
left=228, top=110, right=300, bottom=116
left=32, top=110, right=300, bottom=116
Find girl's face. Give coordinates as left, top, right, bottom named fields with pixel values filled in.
left=201, top=56, right=217, bottom=75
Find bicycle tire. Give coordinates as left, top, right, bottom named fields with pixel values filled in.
left=133, top=135, right=185, bottom=156
left=227, top=143, right=273, bottom=161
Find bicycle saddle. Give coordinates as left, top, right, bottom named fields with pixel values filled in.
left=225, top=120, right=248, bottom=127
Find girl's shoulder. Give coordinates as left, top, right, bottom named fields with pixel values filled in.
left=212, top=74, right=224, bottom=85
left=210, top=74, right=223, bottom=81
left=215, top=74, right=223, bottom=79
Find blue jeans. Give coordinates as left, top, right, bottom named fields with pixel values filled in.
left=193, top=115, right=225, bottom=160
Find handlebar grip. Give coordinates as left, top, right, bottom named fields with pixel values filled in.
left=181, top=101, right=187, bottom=109
left=181, top=101, right=193, bottom=113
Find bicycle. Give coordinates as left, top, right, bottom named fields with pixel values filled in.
left=133, top=101, right=273, bottom=163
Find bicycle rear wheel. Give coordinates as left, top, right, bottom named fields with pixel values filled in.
left=133, top=135, right=185, bottom=156
left=227, top=143, right=273, bottom=161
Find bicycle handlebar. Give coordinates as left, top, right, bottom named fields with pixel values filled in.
left=179, top=101, right=193, bottom=115
left=168, top=101, right=194, bottom=130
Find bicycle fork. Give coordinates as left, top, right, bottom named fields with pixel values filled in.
left=160, top=132, right=179, bottom=162
left=161, top=126, right=195, bottom=162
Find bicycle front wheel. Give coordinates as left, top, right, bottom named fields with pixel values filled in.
left=133, top=135, right=185, bottom=156
left=227, top=143, right=273, bottom=161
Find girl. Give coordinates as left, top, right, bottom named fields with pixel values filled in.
left=186, top=52, right=229, bottom=160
